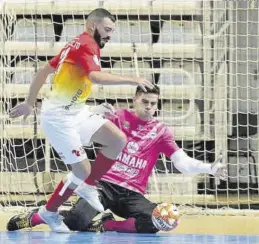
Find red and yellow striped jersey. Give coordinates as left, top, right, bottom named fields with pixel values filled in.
left=48, top=32, right=100, bottom=109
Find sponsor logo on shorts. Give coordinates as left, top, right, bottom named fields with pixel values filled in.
left=72, top=149, right=80, bottom=157
left=72, top=146, right=85, bottom=157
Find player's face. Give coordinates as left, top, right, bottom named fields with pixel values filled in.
left=94, top=17, right=115, bottom=49
left=134, top=93, right=159, bottom=121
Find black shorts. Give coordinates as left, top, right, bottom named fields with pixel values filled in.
left=63, top=180, right=159, bottom=233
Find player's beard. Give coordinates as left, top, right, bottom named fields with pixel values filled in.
left=94, top=29, right=106, bottom=49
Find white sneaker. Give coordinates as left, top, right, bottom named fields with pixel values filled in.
left=38, top=206, right=70, bottom=232
left=74, top=183, right=104, bottom=212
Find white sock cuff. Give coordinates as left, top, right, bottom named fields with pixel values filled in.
left=59, top=172, right=84, bottom=196
left=67, top=172, right=84, bottom=186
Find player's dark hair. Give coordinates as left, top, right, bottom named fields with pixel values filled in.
left=87, top=8, right=116, bottom=22
left=135, top=84, right=160, bottom=96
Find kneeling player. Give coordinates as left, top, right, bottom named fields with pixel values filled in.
left=7, top=85, right=227, bottom=233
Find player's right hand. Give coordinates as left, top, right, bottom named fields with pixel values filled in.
left=211, top=155, right=228, bottom=181
left=9, top=101, right=33, bottom=120
left=135, top=77, right=154, bottom=91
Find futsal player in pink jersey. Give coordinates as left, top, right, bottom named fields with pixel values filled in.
left=7, top=85, right=227, bottom=233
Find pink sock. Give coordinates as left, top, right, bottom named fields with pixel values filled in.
left=103, top=218, right=137, bottom=233
left=31, top=213, right=46, bottom=226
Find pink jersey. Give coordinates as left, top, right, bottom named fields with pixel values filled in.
left=101, top=109, right=180, bottom=194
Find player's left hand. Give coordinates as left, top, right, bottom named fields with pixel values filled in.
left=9, top=101, right=33, bottom=120
left=210, top=155, right=228, bottom=181
left=90, top=103, right=115, bottom=117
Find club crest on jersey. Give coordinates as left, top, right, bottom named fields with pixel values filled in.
left=126, top=141, right=139, bottom=154
left=93, top=55, right=100, bottom=66
left=122, top=121, right=130, bottom=129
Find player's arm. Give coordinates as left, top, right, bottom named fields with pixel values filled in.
left=89, top=71, right=153, bottom=90
left=9, top=63, right=55, bottom=119
left=77, top=45, right=153, bottom=91
left=171, top=149, right=225, bottom=177
left=26, top=64, right=55, bottom=106
left=160, top=128, right=227, bottom=180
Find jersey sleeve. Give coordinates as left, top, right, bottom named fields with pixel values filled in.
left=106, top=109, right=122, bottom=125
left=48, top=55, right=60, bottom=69
left=77, top=44, right=101, bottom=74
left=159, top=127, right=180, bottom=157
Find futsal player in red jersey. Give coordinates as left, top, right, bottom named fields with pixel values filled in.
left=9, top=8, right=153, bottom=232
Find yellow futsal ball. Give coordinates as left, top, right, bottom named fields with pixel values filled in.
left=152, top=203, right=180, bottom=231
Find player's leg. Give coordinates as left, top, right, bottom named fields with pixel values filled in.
left=75, top=181, right=143, bottom=233
left=77, top=112, right=126, bottom=188
left=7, top=198, right=100, bottom=231
left=10, top=162, right=99, bottom=232
left=38, top=161, right=92, bottom=232
left=86, top=212, right=115, bottom=232
left=6, top=199, right=99, bottom=232
left=38, top=113, right=97, bottom=232
left=61, top=198, right=99, bottom=231
left=104, top=186, right=159, bottom=233
left=124, top=194, right=159, bottom=233
left=61, top=180, right=114, bottom=232
left=72, top=180, right=118, bottom=232
left=33, top=181, right=113, bottom=231
left=62, top=198, right=114, bottom=232
left=86, top=120, right=126, bottom=184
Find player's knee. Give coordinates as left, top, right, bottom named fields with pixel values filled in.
left=63, top=198, right=96, bottom=231
left=108, top=130, right=127, bottom=153
left=71, top=160, right=91, bottom=181
left=63, top=211, right=89, bottom=231
left=135, top=216, right=159, bottom=233
left=136, top=222, right=159, bottom=233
